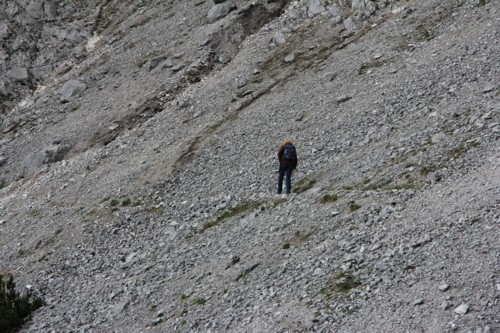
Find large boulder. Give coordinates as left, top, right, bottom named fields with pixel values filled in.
left=60, top=79, right=87, bottom=102
left=22, top=143, right=72, bottom=177
left=207, top=2, right=236, bottom=24
left=6, top=67, right=29, bottom=81
left=308, top=0, right=326, bottom=17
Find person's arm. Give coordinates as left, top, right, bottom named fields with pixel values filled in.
left=277, top=146, right=284, bottom=161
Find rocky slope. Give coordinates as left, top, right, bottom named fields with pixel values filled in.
left=0, top=0, right=499, bottom=332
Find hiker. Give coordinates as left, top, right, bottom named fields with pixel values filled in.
left=277, top=140, right=298, bottom=195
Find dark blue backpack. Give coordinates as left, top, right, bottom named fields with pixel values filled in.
left=283, top=144, right=297, bottom=160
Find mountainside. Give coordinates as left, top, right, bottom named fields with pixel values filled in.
left=0, top=0, right=499, bottom=332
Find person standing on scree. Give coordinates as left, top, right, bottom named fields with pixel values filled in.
left=277, top=140, right=298, bottom=195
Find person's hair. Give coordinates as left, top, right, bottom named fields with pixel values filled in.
left=281, top=139, right=293, bottom=146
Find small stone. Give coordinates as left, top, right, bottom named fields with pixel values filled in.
left=483, top=83, right=495, bottom=93
left=441, top=301, right=451, bottom=310
left=336, top=95, right=351, bottom=103
left=454, top=303, right=468, bottom=314
left=413, top=298, right=424, bottom=306
left=496, top=284, right=500, bottom=292
left=308, top=0, right=325, bottom=17
left=0, top=155, right=7, bottom=167
left=343, top=17, right=356, bottom=31
left=325, top=72, right=337, bottom=81
left=236, top=78, right=247, bottom=88
left=438, top=284, right=449, bottom=292
left=284, top=53, right=295, bottom=63
left=272, top=32, right=286, bottom=46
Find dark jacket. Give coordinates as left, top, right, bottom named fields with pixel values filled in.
left=277, top=143, right=298, bottom=170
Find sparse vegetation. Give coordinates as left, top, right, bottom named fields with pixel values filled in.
left=201, top=200, right=263, bottom=232
left=149, top=206, right=164, bottom=215
left=110, top=199, right=119, bottom=207
left=235, top=264, right=260, bottom=282
left=193, top=298, right=206, bottom=305
left=121, top=198, right=132, bottom=206
left=349, top=201, right=361, bottom=211
left=334, top=272, right=361, bottom=294
left=0, top=179, right=6, bottom=190
left=0, top=275, right=44, bottom=333
left=294, top=177, right=316, bottom=194
left=320, top=194, right=338, bottom=203
left=282, top=243, right=290, bottom=249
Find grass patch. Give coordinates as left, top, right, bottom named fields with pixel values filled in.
left=0, top=275, right=44, bottom=332
left=288, top=229, right=315, bottom=246
left=149, top=206, right=164, bottom=215
left=320, top=194, right=338, bottom=204
left=420, top=165, right=437, bottom=176
left=334, top=272, right=361, bottom=294
left=294, top=178, right=316, bottom=194
left=201, top=200, right=262, bottom=232
left=121, top=198, right=132, bottom=206
left=362, top=179, right=392, bottom=191
left=110, top=199, right=119, bottom=207
left=193, top=298, right=206, bottom=305
left=282, top=243, right=291, bottom=249
left=235, top=263, right=260, bottom=282
left=349, top=201, right=361, bottom=211
left=270, top=198, right=287, bottom=207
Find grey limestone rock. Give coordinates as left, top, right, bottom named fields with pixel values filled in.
left=454, top=303, right=469, bottom=315
left=207, top=2, right=236, bottom=24
left=7, top=67, right=29, bottom=81
left=0, top=22, right=9, bottom=40
left=60, top=79, right=87, bottom=102
left=308, top=0, right=326, bottom=17
left=284, top=53, right=295, bottom=63
left=147, top=56, right=167, bottom=72
left=273, top=32, right=286, bottom=46
left=22, top=143, right=72, bottom=177
left=343, top=17, right=356, bottom=31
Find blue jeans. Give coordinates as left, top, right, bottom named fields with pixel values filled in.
left=277, top=164, right=293, bottom=194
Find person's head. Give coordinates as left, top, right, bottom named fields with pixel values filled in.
left=282, top=139, right=293, bottom=146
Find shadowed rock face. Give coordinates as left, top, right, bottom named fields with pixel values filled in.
left=0, top=0, right=498, bottom=332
